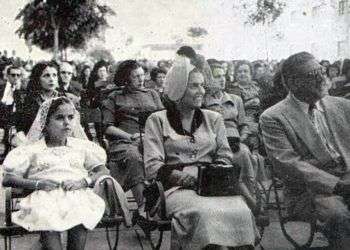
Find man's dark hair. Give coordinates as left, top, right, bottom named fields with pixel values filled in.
left=176, top=46, right=196, bottom=59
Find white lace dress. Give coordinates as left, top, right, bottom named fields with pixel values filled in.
left=3, top=137, right=106, bottom=232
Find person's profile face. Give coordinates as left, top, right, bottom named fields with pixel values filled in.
left=46, top=103, right=75, bottom=140
left=180, top=71, right=205, bottom=109
left=60, top=63, right=74, bottom=84
left=345, top=69, right=350, bottom=81
left=291, top=64, right=328, bottom=103
left=129, top=67, right=145, bottom=90
left=236, top=64, right=252, bottom=83
left=40, top=66, right=58, bottom=91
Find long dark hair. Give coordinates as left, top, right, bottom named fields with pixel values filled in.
left=78, top=65, right=91, bottom=88
left=87, top=60, right=109, bottom=98
left=27, top=61, right=59, bottom=96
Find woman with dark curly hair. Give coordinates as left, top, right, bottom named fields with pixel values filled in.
left=101, top=60, right=164, bottom=232
left=86, top=60, right=110, bottom=147
left=16, top=61, right=61, bottom=135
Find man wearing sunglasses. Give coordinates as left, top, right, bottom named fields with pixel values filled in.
left=0, top=65, right=24, bottom=156
left=260, top=52, right=350, bottom=249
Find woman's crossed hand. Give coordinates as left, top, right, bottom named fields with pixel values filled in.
left=37, top=180, right=61, bottom=191
left=61, top=179, right=87, bottom=191
left=36, top=179, right=87, bottom=191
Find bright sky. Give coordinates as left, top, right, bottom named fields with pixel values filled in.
left=0, top=1, right=341, bottom=61
left=0, top=0, right=265, bottom=61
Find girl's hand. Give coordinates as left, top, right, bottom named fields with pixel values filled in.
left=62, top=179, right=87, bottom=191
left=37, top=180, right=61, bottom=191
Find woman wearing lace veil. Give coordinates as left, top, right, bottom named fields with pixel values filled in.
left=2, top=96, right=109, bottom=250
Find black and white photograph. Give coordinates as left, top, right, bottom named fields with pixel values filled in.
left=0, top=0, right=349, bottom=249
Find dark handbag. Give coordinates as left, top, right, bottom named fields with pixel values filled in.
left=197, top=164, right=241, bottom=196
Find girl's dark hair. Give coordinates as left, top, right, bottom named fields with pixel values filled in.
left=27, top=61, right=59, bottom=95
left=78, top=65, right=91, bottom=87
left=150, top=67, right=167, bottom=81
left=87, top=60, right=109, bottom=94
left=113, top=60, right=142, bottom=87
left=45, top=97, right=73, bottom=126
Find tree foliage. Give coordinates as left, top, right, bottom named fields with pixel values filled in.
left=187, top=27, right=208, bottom=38
left=87, top=46, right=114, bottom=63
left=243, top=0, right=286, bottom=25
left=16, top=0, right=115, bottom=52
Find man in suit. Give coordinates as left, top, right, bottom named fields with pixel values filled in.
left=260, top=52, right=350, bottom=249
left=0, top=65, right=25, bottom=156
left=58, top=61, right=83, bottom=97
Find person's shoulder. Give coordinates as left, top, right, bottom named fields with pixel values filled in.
left=224, top=92, right=243, bottom=102
left=71, top=80, right=82, bottom=89
left=107, top=87, right=124, bottom=98
left=324, top=95, right=350, bottom=107
left=201, top=108, right=222, bottom=120
left=149, top=109, right=167, bottom=120
left=261, top=97, right=288, bottom=118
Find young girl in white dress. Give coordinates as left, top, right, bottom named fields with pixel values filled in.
left=2, top=96, right=109, bottom=250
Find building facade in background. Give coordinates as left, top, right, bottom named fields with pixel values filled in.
left=268, top=0, right=350, bottom=61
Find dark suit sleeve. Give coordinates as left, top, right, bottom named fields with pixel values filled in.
left=260, top=112, right=339, bottom=195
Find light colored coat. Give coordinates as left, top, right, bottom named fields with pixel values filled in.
left=260, top=93, right=350, bottom=228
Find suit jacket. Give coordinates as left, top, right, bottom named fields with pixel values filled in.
left=260, top=94, right=350, bottom=197
left=0, top=82, right=26, bottom=127
left=58, top=80, right=83, bottom=97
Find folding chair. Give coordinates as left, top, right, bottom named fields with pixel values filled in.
left=269, top=159, right=329, bottom=249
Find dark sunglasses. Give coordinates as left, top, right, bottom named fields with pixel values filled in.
left=61, top=71, right=73, bottom=75
left=9, top=73, right=22, bottom=77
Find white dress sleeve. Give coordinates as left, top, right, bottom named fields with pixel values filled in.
left=2, top=145, right=31, bottom=177
left=83, top=140, right=107, bottom=172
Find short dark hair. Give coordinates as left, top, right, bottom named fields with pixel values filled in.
left=150, top=67, right=167, bottom=81
left=113, top=60, right=142, bottom=86
left=281, top=52, right=317, bottom=89
left=6, top=65, right=22, bottom=76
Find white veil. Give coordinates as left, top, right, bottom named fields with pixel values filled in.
left=26, top=97, right=88, bottom=144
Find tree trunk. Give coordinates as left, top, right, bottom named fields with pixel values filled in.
left=53, top=27, right=59, bottom=61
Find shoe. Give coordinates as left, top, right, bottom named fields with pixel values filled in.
left=132, top=211, right=158, bottom=237
left=255, top=214, right=270, bottom=227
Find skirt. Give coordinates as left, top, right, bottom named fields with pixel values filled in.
left=166, top=189, right=257, bottom=250
left=12, top=188, right=105, bottom=232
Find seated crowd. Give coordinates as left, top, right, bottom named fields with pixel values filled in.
left=1, top=47, right=350, bottom=250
